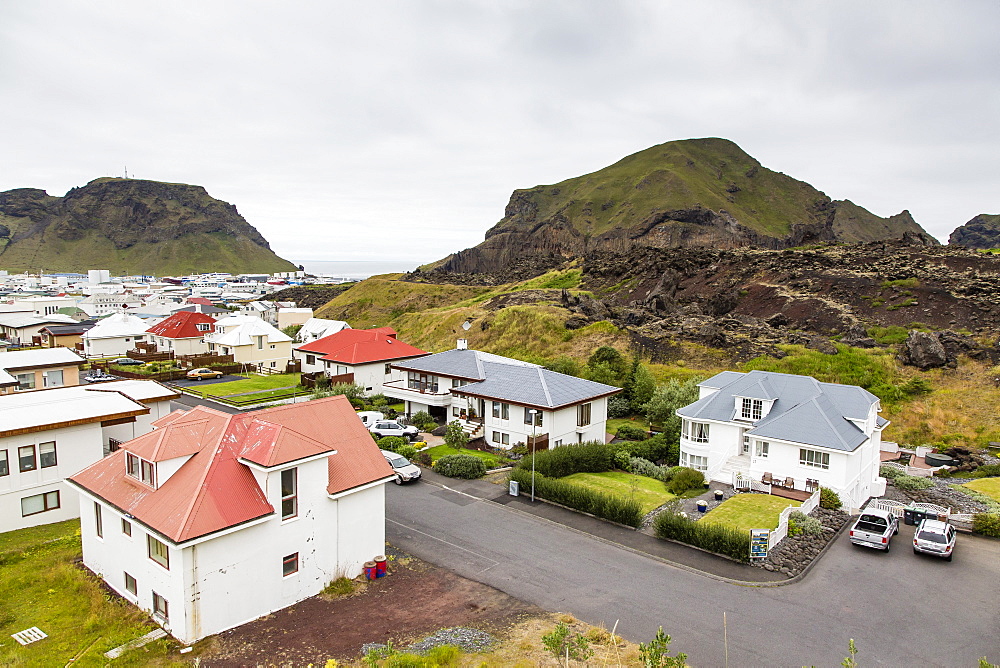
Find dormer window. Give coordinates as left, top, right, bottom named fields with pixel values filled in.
left=126, top=453, right=156, bottom=488
left=740, top=398, right=763, bottom=421
left=196, top=323, right=211, bottom=332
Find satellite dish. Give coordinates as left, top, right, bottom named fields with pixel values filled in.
left=462, top=320, right=471, bottom=331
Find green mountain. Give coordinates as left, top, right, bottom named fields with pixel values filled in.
left=437, top=138, right=935, bottom=274
left=949, top=214, right=1000, bottom=249
left=0, top=177, right=297, bottom=275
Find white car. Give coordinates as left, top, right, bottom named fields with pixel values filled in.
left=369, top=420, right=419, bottom=440
left=913, top=519, right=957, bottom=561
left=381, top=449, right=422, bottom=485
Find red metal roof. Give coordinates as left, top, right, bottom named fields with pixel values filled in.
left=186, top=297, right=214, bottom=306
left=296, top=327, right=428, bottom=365
left=69, top=396, right=393, bottom=544
left=146, top=310, right=217, bottom=340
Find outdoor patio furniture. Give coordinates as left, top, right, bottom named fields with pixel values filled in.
left=805, top=478, right=819, bottom=493
left=783, top=476, right=795, bottom=489
left=762, top=472, right=774, bottom=485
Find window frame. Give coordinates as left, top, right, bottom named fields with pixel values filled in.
left=147, top=535, right=170, bottom=570
left=20, top=490, right=60, bottom=516
left=281, top=468, right=298, bottom=520
left=140, top=459, right=156, bottom=487
left=15, top=372, right=35, bottom=391
left=124, top=572, right=137, bottom=596
left=0, top=449, right=8, bottom=477
left=523, top=408, right=542, bottom=427
left=39, top=441, right=57, bottom=468
left=122, top=518, right=132, bottom=537
left=755, top=441, right=769, bottom=458
left=282, top=552, right=299, bottom=577
left=94, top=502, right=103, bottom=538
left=799, top=448, right=831, bottom=470
left=152, top=592, right=169, bottom=621
left=43, top=369, right=64, bottom=388
left=577, top=402, right=592, bottom=427
left=18, top=445, right=37, bottom=472
left=740, top=397, right=763, bottom=421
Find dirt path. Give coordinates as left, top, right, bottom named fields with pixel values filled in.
left=197, top=555, right=544, bottom=666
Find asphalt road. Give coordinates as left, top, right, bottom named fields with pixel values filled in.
left=386, top=481, right=1000, bottom=667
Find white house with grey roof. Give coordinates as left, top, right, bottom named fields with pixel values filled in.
left=676, top=370, right=888, bottom=509
left=386, top=346, right=621, bottom=449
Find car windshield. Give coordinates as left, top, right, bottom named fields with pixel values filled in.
left=917, top=530, right=947, bottom=543
left=387, top=455, right=410, bottom=468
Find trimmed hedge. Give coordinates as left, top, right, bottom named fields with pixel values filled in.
left=433, top=454, right=487, bottom=479
left=653, top=511, right=750, bottom=563
left=517, top=441, right=613, bottom=478
left=508, top=469, right=643, bottom=527
left=892, top=475, right=934, bottom=491
left=377, top=436, right=409, bottom=451
left=972, top=513, right=1000, bottom=537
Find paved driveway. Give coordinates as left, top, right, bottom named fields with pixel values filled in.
left=386, top=482, right=1000, bottom=666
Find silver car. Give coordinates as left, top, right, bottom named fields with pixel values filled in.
left=913, top=519, right=956, bottom=561
left=381, top=449, right=422, bottom=485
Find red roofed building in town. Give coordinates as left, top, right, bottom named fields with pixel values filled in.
left=68, top=395, right=394, bottom=644
left=145, top=309, right=218, bottom=356
left=292, top=327, right=428, bottom=396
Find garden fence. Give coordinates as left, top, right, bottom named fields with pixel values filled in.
left=768, top=489, right=820, bottom=552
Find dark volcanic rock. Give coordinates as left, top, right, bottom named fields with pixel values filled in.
left=901, top=331, right=950, bottom=369
left=949, top=214, right=1000, bottom=250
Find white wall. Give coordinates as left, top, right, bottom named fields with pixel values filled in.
left=84, top=335, right=146, bottom=358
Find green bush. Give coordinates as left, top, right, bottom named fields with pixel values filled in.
left=419, top=422, right=438, bottom=433
left=629, top=457, right=673, bottom=483
left=615, top=424, right=649, bottom=441
left=377, top=436, right=409, bottom=451
left=508, top=469, right=643, bottom=527
left=395, top=444, right=418, bottom=460
left=972, top=513, right=1000, bottom=537
left=411, top=410, right=434, bottom=426
left=667, top=467, right=704, bottom=495
left=893, top=475, right=934, bottom=491
left=517, top=441, right=613, bottom=478
left=444, top=421, right=469, bottom=450
left=880, top=464, right=905, bottom=479
left=653, top=511, right=750, bottom=562
left=607, top=395, right=632, bottom=419
left=973, top=464, right=1000, bottom=478
left=789, top=510, right=823, bottom=536
left=819, top=486, right=843, bottom=509
left=433, top=454, right=487, bottom=479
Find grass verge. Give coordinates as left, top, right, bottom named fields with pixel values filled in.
left=561, top=471, right=675, bottom=514
left=425, top=445, right=503, bottom=468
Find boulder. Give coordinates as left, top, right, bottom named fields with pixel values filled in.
left=805, top=336, right=839, bottom=355
left=901, top=331, right=950, bottom=369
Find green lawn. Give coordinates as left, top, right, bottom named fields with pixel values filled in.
left=701, top=493, right=800, bottom=531
left=606, top=417, right=651, bottom=435
left=425, top=444, right=504, bottom=467
left=561, top=471, right=676, bottom=514
left=195, top=373, right=301, bottom=397
left=0, top=520, right=177, bottom=666
left=964, top=477, right=1000, bottom=502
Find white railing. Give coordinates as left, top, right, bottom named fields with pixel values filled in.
left=767, top=489, right=821, bottom=552
left=913, top=501, right=950, bottom=515
left=880, top=441, right=900, bottom=453
left=880, top=460, right=940, bottom=478
left=867, top=498, right=907, bottom=518
left=733, top=471, right=771, bottom=494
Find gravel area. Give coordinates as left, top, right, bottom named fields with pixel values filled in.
left=754, top=507, right=850, bottom=577
left=362, top=627, right=498, bottom=657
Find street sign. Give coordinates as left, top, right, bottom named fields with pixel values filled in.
left=750, top=529, right=769, bottom=559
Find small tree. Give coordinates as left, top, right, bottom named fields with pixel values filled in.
left=629, top=363, right=657, bottom=413
left=444, top=421, right=468, bottom=450
left=541, top=622, right=593, bottom=663
left=820, top=487, right=842, bottom=510
left=643, top=377, right=702, bottom=441
left=639, top=627, right=687, bottom=668
left=281, top=324, right=303, bottom=339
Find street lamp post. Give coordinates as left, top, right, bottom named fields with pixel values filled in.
left=529, top=409, right=537, bottom=503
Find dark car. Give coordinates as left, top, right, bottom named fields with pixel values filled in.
left=112, top=357, right=144, bottom=366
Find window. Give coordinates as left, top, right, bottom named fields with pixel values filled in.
left=755, top=441, right=769, bottom=458
left=493, top=430, right=501, bottom=442
left=140, top=459, right=156, bottom=487
left=21, top=491, right=59, bottom=516
left=740, top=398, right=763, bottom=421
left=15, top=373, right=35, bottom=390
left=257, top=335, right=265, bottom=350
left=452, top=406, right=461, bottom=417
left=122, top=518, right=132, bottom=536
left=577, top=403, right=592, bottom=427
left=384, top=363, right=391, bottom=374
left=683, top=421, right=710, bottom=443
left=196, top=323, right=211, bottom=332
left=799, top=448, right=830, bottom=469
left=554, top=439, right=563, bottom=447
left=492, top=402, right=510, bottom=419
left=451, top=378, right=468, bottom=388
left=43, top=370, right=64, bottom=387
left=524, top=408, right=542, bottom=427
left=148, top=535, right=170, bottom=569
left=18, top=445, right=36, bottom=472
left=152, top=592, right=169, bottom=621
left=39, top=442, right=57, bottom=468
left=282, top=552, right=299, bottom=576
left=501, top=433, right=510, bottom=446
left=306, top=354, right=316, bottom=365
left=95, top=502, right=103, bottom=538
left=124, top=572, right=137, bottom=596
left=0, top=450, right=7, bottom=476
left=281, top=468, right=298, bottom=519
left=126, top=453, right=140, bottom=478
left=680, top=452, right=709, bottom=471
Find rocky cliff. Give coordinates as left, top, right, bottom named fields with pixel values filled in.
left=433, top=138, right=936, bottom=275
left=949, top=214, right=1000, bottom=250
left=0, top=177, right=297, bottom=275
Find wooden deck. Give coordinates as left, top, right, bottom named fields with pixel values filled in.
left=770, top=486, right=812, bottom=502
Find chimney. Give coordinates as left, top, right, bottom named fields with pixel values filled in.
left=457, top=338, right=468, bottom=350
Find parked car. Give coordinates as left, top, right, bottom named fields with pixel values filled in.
left=357, top=411, right=385, bottom=428
left=381, top=449, right=422, bottom=485
left=849, top=507, right=899, bottom=551
left=112, top=357, right=144, bottom=366
left=186, top=367, right=224, bottom=380
left=83, top=370, right=117, bottom=383
left=369, top=420, right=419, bottom=440
left=913, top=518, right=957, bottom=561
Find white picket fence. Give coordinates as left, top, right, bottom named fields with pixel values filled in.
left=767, top=489, right=821, bottom=552
left=733, top=471, right=772, bottom=494
left=879, top=460, right=938, bottom=479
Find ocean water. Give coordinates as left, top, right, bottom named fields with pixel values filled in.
left=300, top=260, right=422, bottom=280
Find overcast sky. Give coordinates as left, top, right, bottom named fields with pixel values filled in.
left=2, top=2, right=997, bottom=267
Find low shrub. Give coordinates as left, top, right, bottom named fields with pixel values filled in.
left=879, top=465, right=905, bottom=480
left=508, top=469, right=643, bottom=527
left=629, top=457, right=673, bottom=483
left=653, top=511, right=750, bottom=562
left=517, top=441, right=613, bottom=478
left=893, top=475, right=934, bottom=491
left=819, top=487, right=843, bottom=509
left=973, top=464, right=1000, bottom=478
left=377, top=436, right=409, bottom=452
left=415, top=451, right=432, bottom=467
left=434, top=454, right=487, bottom=479
left=395, top=444, right=418, bottom=460
left=419, top=422, right=438, bottom=433
left=411, top=410, right=434, bottom=425
left=972, top=513, right=1000, bottom=538
left=615, top=424, right=648, bottom=441
left=667, top=467, right=704, bottom=495
left=789, top=510, right=823, bottom=536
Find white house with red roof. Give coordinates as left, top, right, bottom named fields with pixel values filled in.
left=145, top=310, right=218, bottom=356
left=68, top=395, right=394, bottom=645
left=292, top=327, right=428, bottom=395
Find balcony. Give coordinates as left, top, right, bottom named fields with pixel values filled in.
left=382, top=379, right=452, bottom=407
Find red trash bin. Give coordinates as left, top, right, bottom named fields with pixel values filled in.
left=363, top=561, right=377, bottom=580
left=374, top=555, right=387, bottom=577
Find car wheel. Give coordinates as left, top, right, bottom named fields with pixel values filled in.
left=893, top=527, right=899, bottom=535
left=913, top=547, right=919, bottom=554
left=373, top=433, right=382, bottom=439
left=394, top=475, right=403, bottom=485
left=945, top=553, right=953, bottom=562
left=884, top=542, right=890, bottom=552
